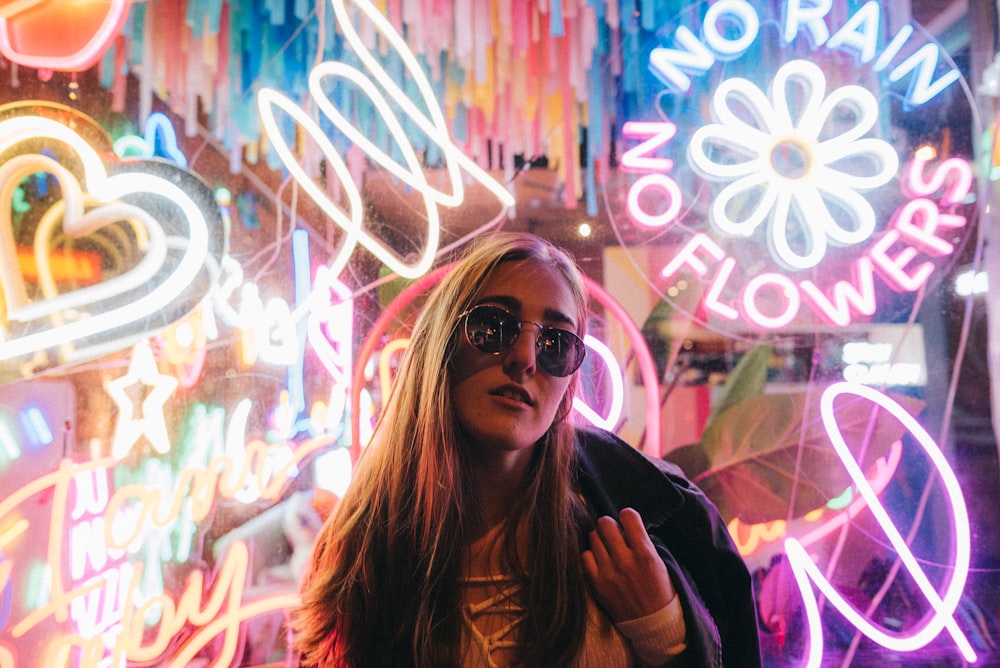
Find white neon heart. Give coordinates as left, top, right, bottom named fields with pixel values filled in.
left=0, top=115, right=218, bottom=374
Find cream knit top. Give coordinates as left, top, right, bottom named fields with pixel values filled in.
left=458, top=523, right=686, bottom=667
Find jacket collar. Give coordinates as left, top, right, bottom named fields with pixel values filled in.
left=573, top=428, right=686, bottom=527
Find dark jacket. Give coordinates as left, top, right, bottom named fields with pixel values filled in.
left=574, top=427, right=762, bottom=668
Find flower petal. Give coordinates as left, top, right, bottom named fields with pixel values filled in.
left=689, top=123, right=770, bottom=180
left=770, top=60, right=827, bottom=136
left=769, top=190, right=828, bottom=269
left=711, top=172, right=778, bottom=238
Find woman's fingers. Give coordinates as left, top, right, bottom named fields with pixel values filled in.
left=582, top=508, right=677, bottom=621
left=619, top=507, right=655, bottom=551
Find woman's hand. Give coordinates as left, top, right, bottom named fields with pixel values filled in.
left=582, top=507, right=677, bottom=622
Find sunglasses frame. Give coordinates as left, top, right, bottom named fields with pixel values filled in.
left=458, top=303, right=587, bottom=377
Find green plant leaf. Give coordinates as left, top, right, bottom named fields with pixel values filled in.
left=706, top=344, right=773, bottom=424
left=684, top=387, right=924, bottom=524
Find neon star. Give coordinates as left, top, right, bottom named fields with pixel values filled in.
left=104, top=340, right=178, bottom=459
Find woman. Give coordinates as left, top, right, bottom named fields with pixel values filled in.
left=293, top=233, right=760, bottom=667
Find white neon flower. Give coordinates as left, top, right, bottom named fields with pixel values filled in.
left=688, top=59, right=899, bottom=270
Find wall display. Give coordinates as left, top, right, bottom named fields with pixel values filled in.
left=0, top=1, right=997, bottom=667
left=0, top=102, right=227, bottom=384
left=611, top=2, right=992, bottom=666
left=619, top=0, right=976, bottom=334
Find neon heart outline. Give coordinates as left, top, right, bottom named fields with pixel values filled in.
left=0, top=114, right=221, bottom=375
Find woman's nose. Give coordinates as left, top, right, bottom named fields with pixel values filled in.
left=502, top=323, right=540, bottom=376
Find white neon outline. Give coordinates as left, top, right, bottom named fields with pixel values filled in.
left=782, top=0, right=833, bottom=46
left=572, top=335, right=625, bottom=431
left=702, top=0, right=760, bottom=58
left=104, top=340, right=178, bottom=460
left=688, top=59, right=898, bottom=270
left=70, top=517, right=110, bottom=581
left=0, top=116, right=211, bottom=364
left=826, top=1, right=880, bottom=65
left=211, top=255, right=246, bottom=329
left=28, top=195, right=166, bottom=320
left=257, top=0, right=514, bottom=280
left=223, top=398, right=257, bottom=504
left=648, top=26, right=715, bottom=93
left=71, top=468, right=110, bottom=521
left=888, top=43, right=962, bottom=108
left=0, top=0, right=130, bottom=71
left=786, top=382, right=976, bottom=665
left=236, top=283, right=299, bottom=367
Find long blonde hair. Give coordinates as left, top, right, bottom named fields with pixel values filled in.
left=293, top=233, right=591, bottom=667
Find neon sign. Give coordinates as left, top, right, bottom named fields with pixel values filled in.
left=104, top=340, right=179, bottom=460
left=0, top=106, right=226, bottom=383
left=649, top=0, right=960, bottom=109
left=257, top=0, right=514, bottom=281
left=659, top=148, right=971, bottom=329
left=0, top=428, right=331, bottom=666
left=786, top=382, right=975, bottom=665
left=113, top=112, right=189, bottom=168
left=728, top=439, right=903, bottom=557
left=688, top=59, right=898, bottom=271
left=621, top=0, right=975, bottom=335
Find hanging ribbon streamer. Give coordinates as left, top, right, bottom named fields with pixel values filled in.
left=105, top=1, right=694, bottom=208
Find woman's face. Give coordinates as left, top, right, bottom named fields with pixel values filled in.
left=450, top=259, right=582, bottom=461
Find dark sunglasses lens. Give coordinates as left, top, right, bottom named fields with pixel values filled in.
left=465, top=306, right=517, bottom=354
left=537, top=330, right=585, bottom=376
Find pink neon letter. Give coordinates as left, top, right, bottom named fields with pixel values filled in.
left=703, top=257, right=739, bottom=321
left=904, top=151, right=973, bottom=206
left=620, top=121, right=676, bottom=172
left=800, top=257, right=877, bottom=326
left=894, top=199, right=964, bottom=257
left=869, top=230, right=934, bottom=292
left=742, top=272, right=799, bottom=329
left=661, top=233, right=726, bottom=279
left=627, top=174, right=682, bottom=228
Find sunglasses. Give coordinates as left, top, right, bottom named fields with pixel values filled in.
left=458, top=304, right=587, bottom=377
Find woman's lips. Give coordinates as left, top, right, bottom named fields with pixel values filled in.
left=489, top=385, right=534, bottom=406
